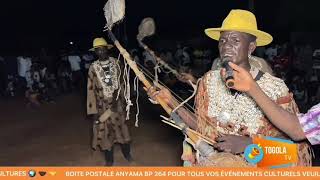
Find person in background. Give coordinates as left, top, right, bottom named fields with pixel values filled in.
left=57, top=58, right=72, bottom=94
left=174, top=43, right=184, bottom=63
left=165, top=50, right=174, bottom=65
left=179, top=47, right=191, bottom=69
left=82, top=52, right=95, bottom=74
left=130, top=49, right=141, bottom=64
left=67, top=50, right=84, bottom=93
left=17, top=54, right=32, bottom=92
left=25, top=63, right=42, bottom=107
left=142, top=50, right=156, bottom=72
left=87, top=38, right=133, bottom=166
left=6, top=75, right=16, bottom=97
left=265, top=44, right=277, bottom=64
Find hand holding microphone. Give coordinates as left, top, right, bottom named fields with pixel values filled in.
left=220, top=61, right=255, bottom=92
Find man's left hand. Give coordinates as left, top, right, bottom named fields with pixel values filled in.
left=213, top=135, right=252, bottom=154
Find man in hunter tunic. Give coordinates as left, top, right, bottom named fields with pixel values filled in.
left=87, top=38, right=133, bottom=166
left=149, top=10, right=312, bottom=167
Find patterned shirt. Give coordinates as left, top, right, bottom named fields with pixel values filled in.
left=298, top=103, right=320, bottom=145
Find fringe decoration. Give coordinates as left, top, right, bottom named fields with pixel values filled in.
left=134, top=75, right=140, bottom=127
left=116, top=53, right=122, bottom=100
left=172, top=78, right=201, bottom=113
left=122, top=57, right=133, bottom=121
left=153, top=62, right=161, bottom=85
left=117, top=53, right=141, bottom=126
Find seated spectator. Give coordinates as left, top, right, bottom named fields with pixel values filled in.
left=6, top=75, right=16, bottom=97
left=265, top=44, right=277, bottom=63
left=142, top=50, right=156, bottom=71
left=57, top=61, right=72, bottom=93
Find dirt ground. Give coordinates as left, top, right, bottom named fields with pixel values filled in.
left=1, top=92, right=319, bottom=166
left=0, top=93, right=184, bottom=166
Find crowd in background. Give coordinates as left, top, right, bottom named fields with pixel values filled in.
left=258, top=43, right=320, bottom=112
left=131, top=41, right=320, bottom=113
left=0, top=41, right=320, bottom=113
left=0, top=47, right=95, bottom=107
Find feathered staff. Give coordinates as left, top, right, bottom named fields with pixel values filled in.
left=136, top=17, right=199, bottom=114
left=136, top=17, right=180, bottom=78
left=103, top=0, right=214, bottom=146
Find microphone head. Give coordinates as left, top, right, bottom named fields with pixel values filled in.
left=226, top=80, right=234, bottom=88
left=221, top=58, right=231, bottom=68
left=221, top=57, right=234, bottom=88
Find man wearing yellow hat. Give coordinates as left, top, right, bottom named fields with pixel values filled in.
left=87, top=38, right=133, bottom=166
left=149, top=10, right=311, bottom=166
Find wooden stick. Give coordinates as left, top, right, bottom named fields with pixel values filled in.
left=161, top=120, right=182, bottom=130
left=108, top=30, right=172, bottom=114
left=161, top=120, right=215, bottom=145
left=137, top=40, right=180, bottom=77
left=187, top=128, right=216, bottom=145
left=108, top=29, right=214, bottom=147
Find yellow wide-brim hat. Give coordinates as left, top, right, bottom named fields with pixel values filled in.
left=205, top=9, right=273, bottom=46
left=89, top=37, right=114, bottom=51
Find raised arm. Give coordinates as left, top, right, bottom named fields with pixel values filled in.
left=223, top=62, right=306, bottom=141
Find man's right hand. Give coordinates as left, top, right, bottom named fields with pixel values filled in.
left=213, top=135, right=253, bottom=154
left=145, top=87, right=173, bottom=107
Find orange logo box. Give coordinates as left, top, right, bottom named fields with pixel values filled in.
left=251, top=136, right=298, bottom=168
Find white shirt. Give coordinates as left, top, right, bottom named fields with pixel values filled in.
left=40, top=67, right=47, bottom=79
left=68, top=55, right=81, bottom=71
left=25, top=71, right=33, bottom=88
left=180, top=51, right=191, bottom=66
left=17, top=56, right=32, bottom=77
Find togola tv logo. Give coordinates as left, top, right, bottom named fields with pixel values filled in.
left=244, top=144, right=264, bottom=164
left=244, top=136, right=298, bottom=168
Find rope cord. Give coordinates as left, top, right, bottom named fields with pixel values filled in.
left=134, top=76, right=140, bottom=127
left=133, top=62, right=199, bottom=126
left=134, top=61, right=195, bottom=111
left=172, top=78, right=201, bottom=113
left=116, top=53, right=122, bottom=100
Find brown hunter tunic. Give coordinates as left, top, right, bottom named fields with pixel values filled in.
left=87, top=57, right=130, bottom=151
left=182, top=67, right=312, bottom=167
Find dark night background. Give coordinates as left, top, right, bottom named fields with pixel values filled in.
left=1, top=0, right=320, bottom=55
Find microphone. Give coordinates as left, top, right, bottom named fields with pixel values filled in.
left=221, top=58, right=235, bottom=88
